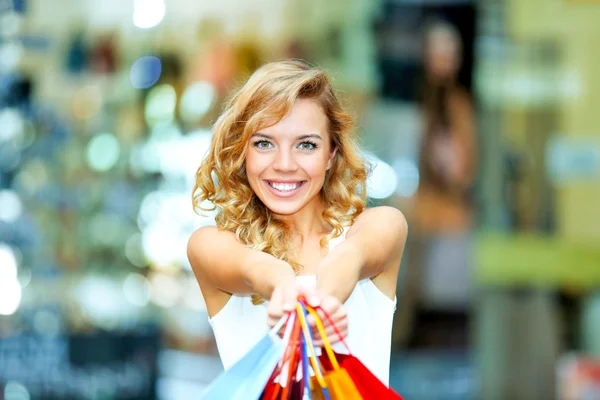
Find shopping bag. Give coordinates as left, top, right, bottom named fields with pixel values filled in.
left=319, top=352, right=403, bottom=400
left=261, top=312, right=305, bottom=400
left=296, top=302, right=332, bottom=400
left=300, top=303, right=363, bottom=400
left=200, top=317, right=287, bottom=400
left=314, top=305, right=404, bottom=400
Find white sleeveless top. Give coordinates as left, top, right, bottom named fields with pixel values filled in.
left=208, top=228, right=397, bottom=385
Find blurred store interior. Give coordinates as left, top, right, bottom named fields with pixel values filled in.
left=1, top=0, right=600, bottom=399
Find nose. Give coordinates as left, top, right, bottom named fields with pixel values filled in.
left=272, top=148, right=298, bottom=173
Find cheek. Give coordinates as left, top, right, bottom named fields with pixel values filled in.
left=244, top=152, right=262, bottom=179
left=303, top=155, right=330, bottom=180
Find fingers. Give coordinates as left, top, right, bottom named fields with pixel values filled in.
left=268, top=284, right=349, bottom=349
left=310, top=317, right=348, bottom=344
left=305, top=296, right=348, bottom=346
left=283, top=279, right=300, bottom=312
left=296, top=284, right=321, bottom=308
left=267, top=286, right=284, bottom=328
left=267, top=280, right=298, bottom=328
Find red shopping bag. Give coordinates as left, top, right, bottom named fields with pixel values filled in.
left=319, top=351, right=403, bottom=400
left=313, top=305, right=404, bottom=400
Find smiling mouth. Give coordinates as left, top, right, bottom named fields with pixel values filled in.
left=266, top=181, right=305, bottom=192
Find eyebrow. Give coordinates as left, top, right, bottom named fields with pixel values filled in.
left=252, top=133, right=323, bottom=140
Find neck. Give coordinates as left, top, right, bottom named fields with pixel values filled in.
left=275, top=197, right=331, bottom=241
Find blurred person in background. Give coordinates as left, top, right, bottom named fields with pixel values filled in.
left=187, top=60, right=407, bottom=385
left=394, top=21, right=477, bottom=348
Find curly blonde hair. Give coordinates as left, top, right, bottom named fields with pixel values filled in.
left=192, top=59, right=368, bottom=304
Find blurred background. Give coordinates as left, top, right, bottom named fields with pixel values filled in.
left=1, top=0, right=600, bottom=399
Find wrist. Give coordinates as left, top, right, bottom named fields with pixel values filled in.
left=317, top=245, right=363, bottom=301
left=245, top=257, right=295, bottom=298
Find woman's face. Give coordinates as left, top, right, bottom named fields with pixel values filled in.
left=245, top=99, right=336, bottom=216
left=425, top=31, right=461, bottom=81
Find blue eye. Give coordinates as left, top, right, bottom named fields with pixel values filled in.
left=298, top=141, right=318, bottom=150
left=253, top=140, right=273, bottom=150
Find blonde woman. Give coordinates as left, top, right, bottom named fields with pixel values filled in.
left=188, top=60, right=407, bottom=385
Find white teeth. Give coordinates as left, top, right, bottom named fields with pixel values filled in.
left=269, top=182, right=302, bottom=192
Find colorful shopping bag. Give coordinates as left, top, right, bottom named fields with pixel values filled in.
left=302, top=304, right=363, bottom=400
left=261, top=312, right=306, bottom=400
left=200, top=317, right=286, bottom=400
left=314, top=305, right=404, bottom=400
left=296, top=302, right=333, bottom=400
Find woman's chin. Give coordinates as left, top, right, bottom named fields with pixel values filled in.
left=265, top=203, right=303, bottom=216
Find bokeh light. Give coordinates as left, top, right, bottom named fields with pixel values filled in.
left=0, top=42, right=23, bottom=71
left=141, top=224, right=183, bottom=270
left=182, top=278, right=206, bottom=311
left=129, top=129, right=212, bottom=182
left=123, top=273, right=152, bottom=307
left=0, top=190, right=23, bottom=222
left=0, top=243, right=18, bottom=280
left=364, top=153, right=398, bottom=199
left=12, top=159, right=49, bottom=196
left=138, top=191, right=163, bottom=230
left=392, top=158, right=420, bottom=197
left=130, top=56, right=162, bottom=89
left=3, top=381, right=30, bottom=400
left=125, top=233, right=148, bottom=267
left=88, top=212, right=128, bottom=246
left=74, top=276, right=124, bottom=329
left=33, top=309, right=61, bottom=337
left=0, top=249, right=22, bottom=314
left=0, top=108, right=24, bottom=142
left=150, top=121, right=182, bottom=141
left=133, top=0, right=166, bottom=29
left=179, top=81, right=215, bottom=124
left=149, top=272, right=181, bottom=308
left=0, top=11, right=21, bottom=37
left=86, top=132, right=121, bottom=172
left=145, top=84, right=177, bottom=126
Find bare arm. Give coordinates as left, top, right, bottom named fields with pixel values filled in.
left=451, top=91, right=477, bottom=189
left=187, top=226, right=296, bottom=309
left=316, top=206, right=408, bottom=303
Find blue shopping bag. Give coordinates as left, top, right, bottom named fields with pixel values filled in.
left=200, top=318, right=286, bottom=400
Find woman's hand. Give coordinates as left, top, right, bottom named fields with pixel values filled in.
left=266, top=272, right=322, bottom=327
left=307, top=294, right=348, bottom=347
left=266, top=274, right=348, bottom=347
left=266, top=275, right=298, bottom=329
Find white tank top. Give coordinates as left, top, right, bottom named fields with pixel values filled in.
left=207, top=228, right=397, bottom=385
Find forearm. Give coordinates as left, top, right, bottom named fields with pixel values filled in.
left=317, top=207, right=407, bottom=303
left=243, top=253, right=296, bottom=299
left=316, top=245, right=363, bottom=303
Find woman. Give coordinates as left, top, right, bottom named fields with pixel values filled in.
left=188, top=60, right=407, bottom=385
left=416, top=22, right=476, bottom=233
left=394, top=22, right=477, bottom=348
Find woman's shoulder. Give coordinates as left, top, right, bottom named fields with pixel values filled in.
left=187, top=225, right=245, bottom=276
left=349, top=206, right=407, bottom=235
left=188, top=225, right=236, bottom=249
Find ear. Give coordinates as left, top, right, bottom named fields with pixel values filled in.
left=326, top=147, right=337, bottom=171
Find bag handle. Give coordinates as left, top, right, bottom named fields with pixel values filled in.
left=296, top=303, right=331, bottom=400
left=314, top=305, right=352, bottom=354
left=303, top=304, right=341, bottom=371
left=301, top=322, right=311, bottom=397
left=280, top=316, right=302, bottom=400
left=269, top=313, right=290, bottom=337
